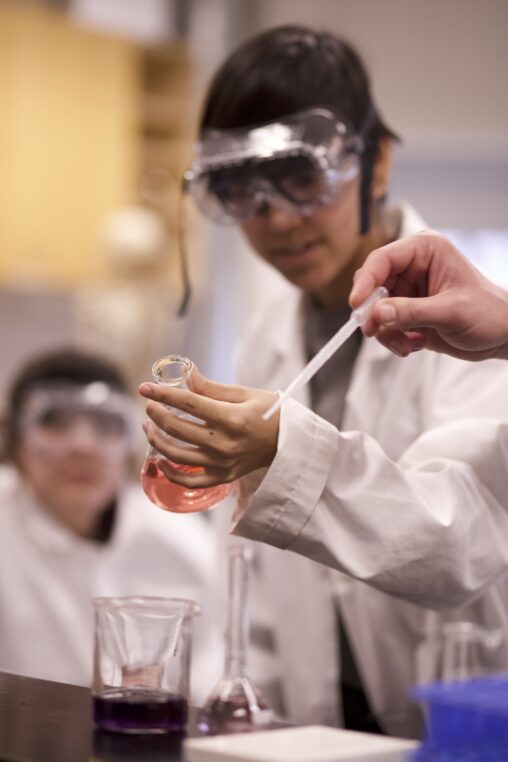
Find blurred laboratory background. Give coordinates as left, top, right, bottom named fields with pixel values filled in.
left=0, top=0, right=507, bottom=410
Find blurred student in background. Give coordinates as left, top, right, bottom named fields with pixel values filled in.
left=0, top=348, right=222, bottom=703
left=140, top=25, right=508, bottom=737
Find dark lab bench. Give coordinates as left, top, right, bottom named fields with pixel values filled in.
left=0, top=671, right=201, bottom=762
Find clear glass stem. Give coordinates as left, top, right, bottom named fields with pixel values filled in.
left=200, top=544, right=272, bottom=735
left=224, top=546, right=250, bottom=680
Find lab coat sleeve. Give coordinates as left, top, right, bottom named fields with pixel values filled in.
left=231, top=397, right=508, bottom=610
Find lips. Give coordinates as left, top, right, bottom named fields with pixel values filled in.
left=272, top=239, right=320, bottom=257
left=269, top=239, right=322, bottom=272
left=66, top=473, right=101, bottom=486
left=61, top=464, right=104, bottom=484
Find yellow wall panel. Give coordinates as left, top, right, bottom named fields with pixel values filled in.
left=0, top=2, right=140, bottom=286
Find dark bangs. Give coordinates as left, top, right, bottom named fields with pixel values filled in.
left=200, top=26, right=398, bottom=145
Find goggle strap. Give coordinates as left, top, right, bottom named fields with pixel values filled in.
left=360, top=152, right=373, bottom=235
left=176, top=178, right=192, bottom=317
left=358, top=106, right=378, bottom=234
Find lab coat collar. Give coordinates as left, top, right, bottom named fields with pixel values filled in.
left=266, top=283, right=392, bottom=371
left=267, top=286, right=303, bottom=362
left=397, top=201, right=427, bottom=238
left=266, top=202, right=426, bottom=368
left=362, top=201, right=427, bottom=365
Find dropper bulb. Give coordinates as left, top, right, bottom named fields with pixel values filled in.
left=351, top=286, right=389, bottom=326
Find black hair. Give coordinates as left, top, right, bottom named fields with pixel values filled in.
left=3, top=347, right=128, bottom=458
left=200, top=25, right=399, bottom=233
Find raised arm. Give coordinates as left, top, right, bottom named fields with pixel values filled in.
left=139, top=363, right=508, bottom=610
left=349, top=230, right=508, bottom=361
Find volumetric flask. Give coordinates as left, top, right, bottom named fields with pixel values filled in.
left=199, top=545, right=273, bottom=735
left=92, top=596, right=199, bottom=734
left=141, top=355, right=233, bottom=513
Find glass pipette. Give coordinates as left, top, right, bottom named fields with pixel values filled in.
left=262, top=286, right=389, bottom=421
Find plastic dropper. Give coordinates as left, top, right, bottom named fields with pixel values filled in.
left=262, top=286, right=389, bottom=421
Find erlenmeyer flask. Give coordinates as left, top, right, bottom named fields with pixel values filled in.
left=141, top=355, right=233, bottom=513
left=199, top=545, right=273, bottom=735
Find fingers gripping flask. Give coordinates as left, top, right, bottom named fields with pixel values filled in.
left=141, top=355, right=232, bottom=513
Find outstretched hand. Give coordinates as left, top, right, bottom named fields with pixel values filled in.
left=350, top=230, right=508, bottom=362
left=139, top=367, right=280, bottom=488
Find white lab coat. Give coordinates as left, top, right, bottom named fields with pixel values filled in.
left=0, top=470, right=223, bottom=704
left=230, top=204, right=508, bottom=738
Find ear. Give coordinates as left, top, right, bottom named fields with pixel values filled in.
left=371, top=137, right=393, bottom=200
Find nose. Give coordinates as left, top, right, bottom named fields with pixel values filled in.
left=263, top=200, right=302, bottom=232
left=66, top=418, right=101, bottom=452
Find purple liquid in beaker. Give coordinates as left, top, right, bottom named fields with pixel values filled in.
left=93, top=689, right=187, bottom=733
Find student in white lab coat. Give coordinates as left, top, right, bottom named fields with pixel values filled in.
left=0, top=348, right=222, bottom=704
left=140, top=26, right=508, bottom=737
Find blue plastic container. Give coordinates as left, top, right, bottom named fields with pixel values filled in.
left=412, top=674, right=508, bottom=749
left=409, top=741, right=508, bottom=761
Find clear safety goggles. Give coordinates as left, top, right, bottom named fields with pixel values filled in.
left=18, top=383, right=140, bottom=458
left=184, top=109, right=363, bottom=224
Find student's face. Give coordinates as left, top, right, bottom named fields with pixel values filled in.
left=16, top=412, right=129, bottom=528
left=240, top=141, right=392, bottom=308
left=241, top=176, right=361, bottom=293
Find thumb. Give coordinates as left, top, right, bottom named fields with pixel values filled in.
left=189, top=366, right=251, bottom=403
left=375, top=293, right=457, bottom=333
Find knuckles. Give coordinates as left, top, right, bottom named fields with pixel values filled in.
left=179, top=395, right=201, bottom=416
left=217, top=440, right=239, bottom=461
left=229, top=409, right=251, bottom=438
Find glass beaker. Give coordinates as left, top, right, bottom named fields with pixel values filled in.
left=416, top=620, right=504, bottom=686
left=92, top=596, right=199, bottom=734
left=441, top=622, right=504, bottom=682
left=199, top=545, right=273, bottom=735
left=141, top=354, right=233, bottom=513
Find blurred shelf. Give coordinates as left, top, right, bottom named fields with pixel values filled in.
left=133, top=41, right=194, bottom=238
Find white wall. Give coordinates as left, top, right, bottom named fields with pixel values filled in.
left=248, top=0, right=508, bottom=228
left=249, top=0, right=508, bottom=136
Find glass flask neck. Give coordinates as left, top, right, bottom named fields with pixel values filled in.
left=151, top=355, right=193, bottom=390
left=224, top=546, right=251, bottom=679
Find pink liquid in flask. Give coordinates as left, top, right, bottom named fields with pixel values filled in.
left=141, top=355, right=234, bottom=514
left=141, top=456, right=232, bottom=514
